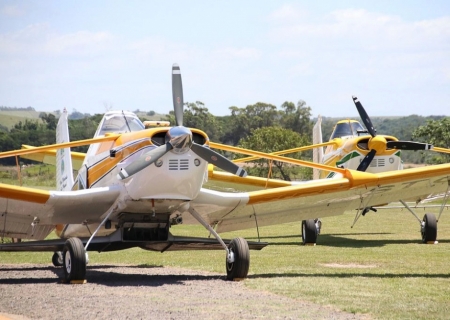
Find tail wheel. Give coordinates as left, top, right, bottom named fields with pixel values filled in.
left=421, top=213, right=437, bottom=243
left=302, top=219, right=318, bottom=245
left=52, top=251, right=63, bottom=267
left=63, top=238, right=87, bottom=282
left=226, top=237, right=250, bottom=281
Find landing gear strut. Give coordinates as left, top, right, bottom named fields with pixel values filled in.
left=188, top=206, right=250, bottom=280
left=399, top=200, right=438, bottom=243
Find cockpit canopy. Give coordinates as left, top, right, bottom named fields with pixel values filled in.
left=329, top=120, right=366, bottom=140
left=94, top=111, right=145, bottom=137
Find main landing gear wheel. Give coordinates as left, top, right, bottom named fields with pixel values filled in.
left=302, top=219, right=318, bottom=245
left=421, top=213, right=437, bottom=243
left=63, top=238, right=87, bottom=282
left=52, top=251, right=63, bottom=267
left=226, top=237, right=250, bottom=281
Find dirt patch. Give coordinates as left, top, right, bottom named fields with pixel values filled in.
left=0, top=264, right=370, bottom=320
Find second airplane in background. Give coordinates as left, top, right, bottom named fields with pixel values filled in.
left=304, top=96, right=449, bottom=245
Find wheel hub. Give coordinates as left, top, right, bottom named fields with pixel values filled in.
left=65, top=251, right=72, bottom=273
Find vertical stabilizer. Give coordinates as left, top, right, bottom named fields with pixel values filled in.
left=312, top=115, right=324, bottom=180
left=56, top=109, right=74, bottom=191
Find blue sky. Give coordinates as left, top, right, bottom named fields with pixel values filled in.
left=1, top=1, right=449, bottom=118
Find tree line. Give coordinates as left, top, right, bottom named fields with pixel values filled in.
left=0, top=101, right=449, bottom=180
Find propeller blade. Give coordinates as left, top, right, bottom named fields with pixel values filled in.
left=117, top=143, right=173, bottom=180
left=387, top=141, right=433, bottom=151
left=356, top=149, right=376, bottom=172
left=172, top=64, right=184, bottom=126
left=353, top=96, right=376, bottom=137
left=191, top=143, right=247, bottom=177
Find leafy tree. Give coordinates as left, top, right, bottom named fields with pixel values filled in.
left=68, top=115, right=103, bottom=152
left=280, top=100, right=313, bottom=135
left=224, top=102, right=279, bottom=145
left=237, top=126, right=312, bottom=181
left=39, top=112, right=57, bottom=130
left=412, top=117, right=450, bottom=164
left=0, top=132, right=16, bottom=153
left=166, top=102, right=222, bottom=142
left=183, top=101, right=221, bottom=141
left=68, top=110, right=88, bottom=120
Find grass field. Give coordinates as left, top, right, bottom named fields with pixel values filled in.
left=1, top=206, right=450, bottom=319
left=0, top=164, right=56, bottom=187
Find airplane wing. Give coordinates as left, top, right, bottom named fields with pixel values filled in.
left=20, top=145, right=85, bottom=170
left=0, top=183, right=121, bottom=239
left=191, top=164, right=450, bottom=233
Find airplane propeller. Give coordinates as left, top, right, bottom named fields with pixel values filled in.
left=117, top=64, right=247, bottom=180
left=352, top=96, right=433, bottom=172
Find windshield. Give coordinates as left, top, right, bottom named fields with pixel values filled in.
left=94, top=112, right=145, bottom=137
left=330, top=121, right=365, bottom=139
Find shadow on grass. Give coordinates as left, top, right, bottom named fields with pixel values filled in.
left=0, top=264, right=225, bottom=286
left=248, top=232, right=392, bottom=241
left=248, top=272, right=450, bottom=279
left=250, top=232, right=450, bottom=247
left=2, top=264, right=450, bottom=286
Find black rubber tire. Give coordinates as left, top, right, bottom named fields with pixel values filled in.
left=63, top=238, right=86, bottom=282
left=52, top=251, right=63, bottom=267
left=421, top=213, right=437, bottom=243
left=226, top=237, right=250, bottom=281
left=301, top=219, right=318, bottom=245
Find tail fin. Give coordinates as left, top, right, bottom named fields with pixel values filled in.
left=312, top=115, right=324, bottom=180
left=56, top=109, right=74, bottom=191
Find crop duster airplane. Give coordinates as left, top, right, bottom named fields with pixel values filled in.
left=2, top=65, right=450, bottom=283
left=240, top=96, right=450, bottom=246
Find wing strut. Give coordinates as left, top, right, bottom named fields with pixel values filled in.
left=437, top=183, right=450, bottom=222
left=84, top=200, right=119, bottom=256
left=351, top=190, right=376, bottom=228
left=399, top=200, right=423, bottom=223
left=188, top=206, right=235, bottom=264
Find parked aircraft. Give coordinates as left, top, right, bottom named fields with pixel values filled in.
left=0, top=64, right=263, bottom=282
left=2, top=66, right=450, bottom=284
left=230, top=96, right=450, bottom=245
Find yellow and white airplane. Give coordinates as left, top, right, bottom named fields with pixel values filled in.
left=1, top=64, right=266, bottom=282
left=1, top=65, right=450, bottom=283
left=302, top=96, right=450, bottom=245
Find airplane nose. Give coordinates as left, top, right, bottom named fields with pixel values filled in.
left=368, top=135, right=387, bottom=154
left=166, top=126, right=193, bottom=154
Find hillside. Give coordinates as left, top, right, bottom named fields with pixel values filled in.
left=0, top=109, right=46, bottom=130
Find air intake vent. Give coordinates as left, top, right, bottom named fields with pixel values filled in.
left=168, top=159, right=189, bottom=170
left=370, top=158, right=386, bottom=167
left=180, top=159, right=189, bottom=170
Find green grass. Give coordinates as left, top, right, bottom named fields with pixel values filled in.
left=1, top=208, right=450, bottom=319
left=0, top=164, right=56, bottom=188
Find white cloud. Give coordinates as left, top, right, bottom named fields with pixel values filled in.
left=268, top=4, right=308, bottom=23
left=1, top=3, right=448, bottom=117
left=269, top=8, right=450, bottom=52
left=0, top=24, right=114, bottom=57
